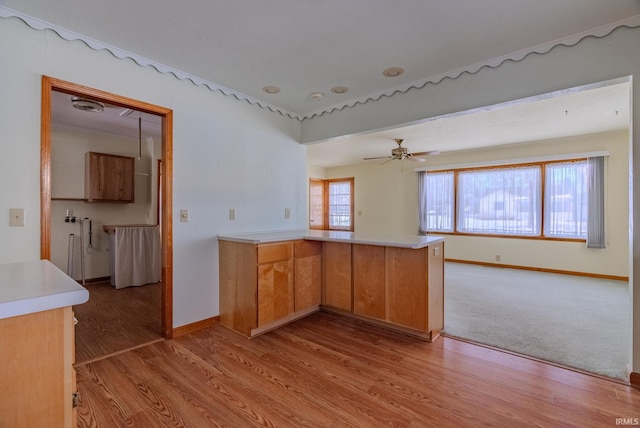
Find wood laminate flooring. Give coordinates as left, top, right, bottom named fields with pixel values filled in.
left=73, top=281, right=162, bottom=364
left=76, top=311, right=640, bottom=427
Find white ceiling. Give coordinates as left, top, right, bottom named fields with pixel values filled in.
left=4, top=1, right=636, bottom=166
left=307, top=80, right=631, bottom=167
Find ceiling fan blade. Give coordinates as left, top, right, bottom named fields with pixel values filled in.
left=380, top=158, right=395, bottom=165
left=410, top=150, right=440, bottom=157
left=363, top=156, right=393, bottom=160
left=406, top=156, right=426, bottom=162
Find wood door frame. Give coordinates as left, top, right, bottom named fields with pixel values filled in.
left=40, top=76, right=174, bottom=338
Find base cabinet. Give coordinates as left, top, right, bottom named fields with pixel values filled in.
left=294, top=241, right=322, bottom=311
left=322, top=242, right=352, bottom=311
left=219, top=237, right=444, bottom=341
left=0, top=306, right=77, bottom=427
left=219, top=240, right=321, bottom=338
left=345, top=242, right=444, bottom=340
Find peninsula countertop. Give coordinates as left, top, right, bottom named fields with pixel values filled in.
left=0, top=260, right=89, bottom=320
left=217, top=229, right=444, bottom=249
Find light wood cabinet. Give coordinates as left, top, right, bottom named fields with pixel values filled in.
left=85, top=151, right=135, bottom=202
left=322, top=241, right=352, bottom=311
left=353, top=244, right=385, bottom=319
left=219, top=236, right=444, bottom=341
left=0, top=306, right=77, bottom=427
left=219, top=239, right=320, bottom=338
left=294, top=240, right=322, bottom=311
left=257, top=242, right=294, bottom=326
left=350, top=242, right=444, bottom=340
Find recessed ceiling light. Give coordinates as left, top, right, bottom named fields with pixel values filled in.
left=309, top=92, right=324, bottom=101
left=383, top=67, right=404, bottom=77
left=331, top=86, right=349, bottom=94
left=262, top=86, right=281, bottom=94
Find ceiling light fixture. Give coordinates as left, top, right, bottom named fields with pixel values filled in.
left=331, top=86, right=349, bottom=94
left=71, top=96, right=104, bottom=112
left=309, top=92, right=324, bottom=101
left=262, top=86, right=281, bottom=94
left=383, top=67, right=404, bottom=77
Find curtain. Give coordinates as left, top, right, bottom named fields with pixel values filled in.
left=111, top=226, right=161, bottom=289
left=544, top=161, right=588, bottom=238
left=458, top=166, right=540, bottom=235
left=418, top=171, right=427, bottom=233
left=587, top=156, right=605, bottom=248
left=419, top=171, right=454, bottom=233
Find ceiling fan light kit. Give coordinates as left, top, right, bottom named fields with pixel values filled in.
left=363, top=138, right=439, bottom=164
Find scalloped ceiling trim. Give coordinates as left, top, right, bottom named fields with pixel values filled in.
left=1, top=6, right=639, bottom=122
left=303, top=15, right=640, bottom=120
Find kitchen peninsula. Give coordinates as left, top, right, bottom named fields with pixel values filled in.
left=218, top=230, right=444, bottom=341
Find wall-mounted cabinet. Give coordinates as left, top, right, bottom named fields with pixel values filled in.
left=84, top=152, right=134, bottom=202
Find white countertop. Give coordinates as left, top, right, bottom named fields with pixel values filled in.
left=218, top=229, right=444, bottom=249
left=0, top=260, right=89, bottom=320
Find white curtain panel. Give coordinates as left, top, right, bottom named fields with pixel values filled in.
left=112, top=226, right=161, bottom=289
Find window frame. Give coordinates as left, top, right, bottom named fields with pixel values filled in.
left=422, top=159, right=588, bottom=242
left=309, top=177, right=355, bottom=232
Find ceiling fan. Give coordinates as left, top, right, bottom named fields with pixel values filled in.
left=363, top=138, right=439, bottom=164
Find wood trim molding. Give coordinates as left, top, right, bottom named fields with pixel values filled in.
left=40, top=75, right=174, bottom=338
left=446, top=258, right=628, bottom=281
left=630, top=371, right=640, bottom=388
left=172, top=317, right=219, bottom=338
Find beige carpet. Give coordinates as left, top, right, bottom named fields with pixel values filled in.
left=443, top=262, right=630, bottom=380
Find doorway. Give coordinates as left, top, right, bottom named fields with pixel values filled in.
left=40, top=76, right=174, bottom=350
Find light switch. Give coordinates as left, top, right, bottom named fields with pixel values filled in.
left=229, top=209, right=236, bottom=220
left=9, top=208, right=24, bottom=226
left=180, top=209, right=189, bottom=222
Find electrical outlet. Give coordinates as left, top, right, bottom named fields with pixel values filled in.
left=9, top=208, right=24, bottom=227
left=180, top=209, right=189, bottom=222
left=495, top=255, right=501, bottom=262
left=284, top=208, right=290, bottom=219
left=229, top=209, right=236, bottom=220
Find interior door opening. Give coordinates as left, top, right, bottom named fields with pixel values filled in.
left=40, top=76, right=174, bottom=357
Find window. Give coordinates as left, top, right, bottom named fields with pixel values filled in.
left=544, top=161, right=588, bottom=238
left=421, top=171, right=454, bottom=232
left=309, top=177, right=354, bottom=231
left=420, top=159, right=597, bottom=240
left=457, top=166, right=541, bottom=236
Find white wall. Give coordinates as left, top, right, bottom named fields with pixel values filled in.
left=324, top=131, right=629, bottom=277
left=0, top=17, right=305, bottom=328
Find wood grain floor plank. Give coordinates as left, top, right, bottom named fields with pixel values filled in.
left=74, top=281, right=162, bottom=363
left=76, top=312, right=640, bottom=427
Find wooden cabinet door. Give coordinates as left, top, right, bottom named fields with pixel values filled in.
left=294, top=241, right=322, bottom=311
left=386, top=247, right=427, bottom=331
left=85, top=152, right=135, bottom=202
left=258, top=259, right=294, bottom=326
left=353, top=244, right=385, bottom=319
left=322, top=242, right=352, bottom=310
